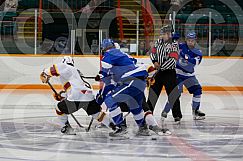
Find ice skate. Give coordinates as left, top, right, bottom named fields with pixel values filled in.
left=193, top=109, right=206, bottom=120
left=109, top=125, right=128, bottom=138
left=61, top=121, right=76, bottom=135
left=95, top=123, right=107, bottom=129
left=161, top=111, right=168, bottom=120
left=137, top=124, right=151, bottom=136
left=174, top=117, right=181, bottom=125
left=161, top=111, right=167, bottom=127
left=149, top=125, right=172, bottom=136
left=161, top=128, right=172, bottom=135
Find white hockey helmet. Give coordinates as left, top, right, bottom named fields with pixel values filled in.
left=62, top=56, right=74, bottom=66
left=114, top=42, right=120, bottom=49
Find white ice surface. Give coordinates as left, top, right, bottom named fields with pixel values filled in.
left=0, top=90, right=243, bottom=161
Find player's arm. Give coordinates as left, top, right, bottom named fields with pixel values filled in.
left=100, top=53, right=114, bottom=84
left=96, top=82, right=115, bottom=105
left=186, top=50, right=203, bottom=65
left=95, top=55, right=115, bottom=104
left=40, top=63, right=63, bottom=83
left=146, top=66, right=157, bottom=86
left=150, top=39, right=160, bottom=69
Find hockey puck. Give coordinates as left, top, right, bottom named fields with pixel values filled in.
left=151, top=137, right=157, bottom=140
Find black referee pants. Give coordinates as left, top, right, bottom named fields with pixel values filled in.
left=147, top=69, right=182, bottom=118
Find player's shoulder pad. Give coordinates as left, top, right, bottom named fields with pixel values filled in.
left=179, top=42, right=186, bottom=49
left=57, top=62, right=67, bottom=68
left=104, top=48, right=123, bottom=62
left=108, top=48, right=122, bottom=55
left=191, top=48, right=202, bottom=56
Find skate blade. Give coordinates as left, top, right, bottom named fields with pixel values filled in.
left=163, top=131, right=172, bottom=136
left=61, top=132, right=76, bottom=135
left=173, top=121, right=181, bottom=125
left=95, top=124, right=108, bottom=129
left=136, top=132, right=151, bottom=137
left=155, top=130, right=172, bottom=136
left=109, top=135, right=130, bottom=140
left=194, top=116, right=206, bottom=120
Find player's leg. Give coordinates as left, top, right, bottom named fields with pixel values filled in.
left=119, top=97, right=157, bottom=131
left=147, top=71, right=164, bottom=113
left=84, top=99, right=111, bottom=128
left=111, top=78, right=150, bottom=136
left=126, top=92, right=151, bottom=136
left=185, top=76, right=205, bottom=120
left=56, top=100, right=78, bottom=135
left=161, top=75, right=184, bottom=114
left=125, top=79, right=152, bottom=136
left=119, top=102, right=130, bottom=128
left=164, top=70, right=182, bottom=123
left=141, top=94, right=170, bottom=135
left=104, top=93, right=126, bottom=137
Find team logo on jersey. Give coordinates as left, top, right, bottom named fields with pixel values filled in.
left=80, top=90, right=92, bottom=94
left=81, top=90, right=87, bottom=94
left=178, top=57, right=188, bottom=66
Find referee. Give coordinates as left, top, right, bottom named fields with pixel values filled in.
left=147, top=25, right=182, bottom=123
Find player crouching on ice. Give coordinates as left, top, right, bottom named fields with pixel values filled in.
left=97, top=38, right=152, bottom=137
left=162, top=32, right=205, bottom=120
left=96, top=45, right=171, bottom=136
left=40, top=56, right=111, bottom=135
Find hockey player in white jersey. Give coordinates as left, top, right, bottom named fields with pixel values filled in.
left=40, top=56, right=111, bottom=135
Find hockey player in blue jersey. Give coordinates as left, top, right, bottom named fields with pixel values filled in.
left=162, top=32, right=205, bottom=120
left=96, top=38, right=151, bottom=137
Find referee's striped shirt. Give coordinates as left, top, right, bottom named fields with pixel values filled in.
left=150, top=38, right=179, bottom=70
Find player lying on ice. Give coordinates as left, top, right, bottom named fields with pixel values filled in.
left=40, top=56, right=113, bottom=135
left=96, top=38, right=172, bottom=137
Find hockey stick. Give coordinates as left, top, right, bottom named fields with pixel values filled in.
left=46, top=81, right=84, bottom=128
left=76, top=74, right=94, bottom=132
left=81, top=76, right=96, bottom=79
left=86, top=117, right=94, bottom=132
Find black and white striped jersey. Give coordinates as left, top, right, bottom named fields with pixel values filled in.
left=150, top=38, right=179, bottom=70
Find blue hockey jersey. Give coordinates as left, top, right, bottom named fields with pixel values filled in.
left=100, top=48, right=147, bottom=85
left=176, top=43, right=202, bottom=76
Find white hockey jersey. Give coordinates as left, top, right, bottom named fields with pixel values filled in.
left=44, top=63, right=94, bottom=102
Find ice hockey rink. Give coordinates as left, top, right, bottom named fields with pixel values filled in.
left=0, top=89, right=242, bottom=161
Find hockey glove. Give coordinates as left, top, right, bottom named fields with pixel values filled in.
left=147, top=66, right=157, bottom=77
left=53, top=91, right=65, bottom=101
left=96, top=93, right=104, bottom=105
left=95, top=74, right=101, bottom=81
left=147, top=77, right=155, bottom=87
left=40, top=72, right=51, bottom=83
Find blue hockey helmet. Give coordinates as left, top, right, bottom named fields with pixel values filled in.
left=101, top=39, right=114, bottom=50
left=186, top=31, right=197, bottom=40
